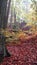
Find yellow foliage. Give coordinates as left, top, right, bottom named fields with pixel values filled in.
left=16, top=31, right=26, bottom=38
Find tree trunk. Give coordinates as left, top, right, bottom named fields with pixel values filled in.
left=0, top=0, right=11, bottom=29
left=0, top=0, right=8, bottom=29
left=0, top=0, right=11, bottom=62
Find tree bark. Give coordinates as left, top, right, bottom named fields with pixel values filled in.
left=0, top=0, right=11, bottom=29
left=0, top=0, right=11, bottom=62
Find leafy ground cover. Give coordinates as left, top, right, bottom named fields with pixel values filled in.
left=0, top=31, right=37, bottom=65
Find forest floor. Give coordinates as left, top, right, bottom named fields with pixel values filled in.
left=0, top=32, right=37, bottom=65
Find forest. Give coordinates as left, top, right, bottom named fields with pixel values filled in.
left=0, top=0, right=37, bottom=65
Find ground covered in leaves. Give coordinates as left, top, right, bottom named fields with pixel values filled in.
left=0, top=33, right=37, bottom=65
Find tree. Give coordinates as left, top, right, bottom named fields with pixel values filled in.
left=0, top=0, right=7, bottom=29
left=0, top=0, right=11, bottom=29
left=0, top=0, right=11, bottom=62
